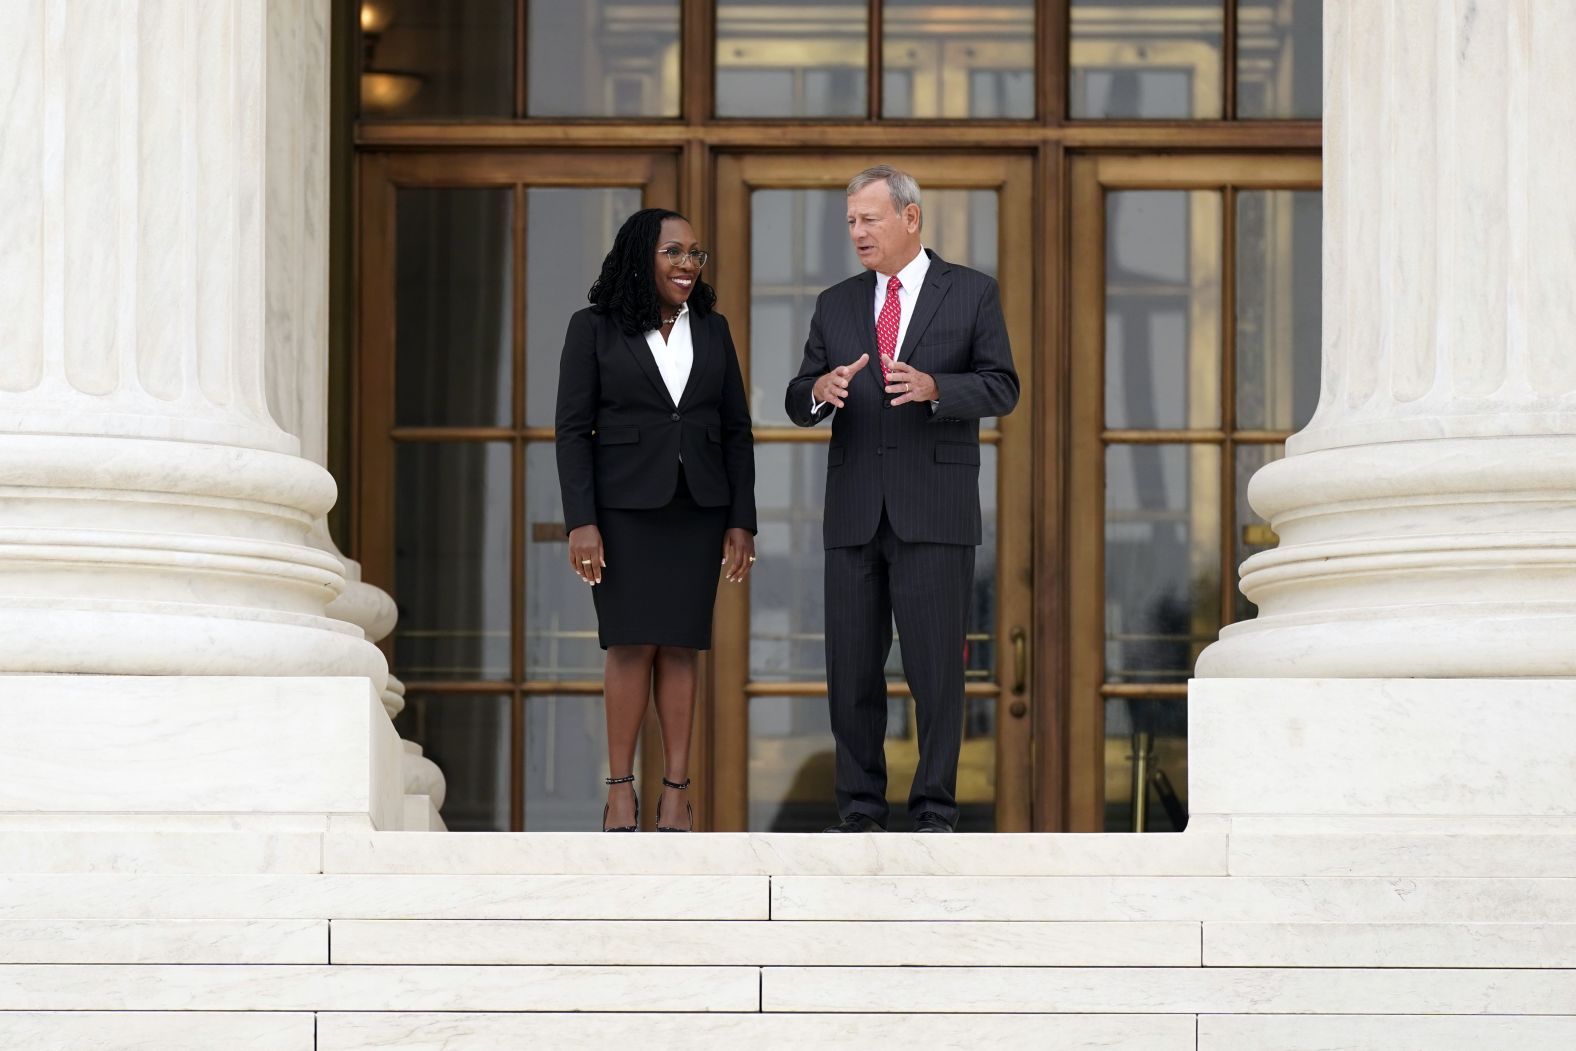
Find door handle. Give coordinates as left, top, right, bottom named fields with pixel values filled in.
left=1010, top=626, right=1027, bottom=697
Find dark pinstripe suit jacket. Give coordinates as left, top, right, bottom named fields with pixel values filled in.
left=784, top=251, right=1019, bottom=548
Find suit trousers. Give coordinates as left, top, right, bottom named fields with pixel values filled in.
left=825, top=508, right=975, bottom=828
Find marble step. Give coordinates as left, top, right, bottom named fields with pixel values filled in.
left=768, top=873, right=1576, bottom=923
left=1227, top=817, right=1576, bottom=877
left=0, top=964, right=758, bottom=1013
left=329, top=918, right=1201, bottom=967
left=0, top=1012, right=315, bottom=1051
left=315, top=1012, right=1195, bottom=1051
left=0, top=919, right=327, bottom=964
left=0, top=873, right=768, bottom=920
left=0, top=829, right=323, bottom=873
left=1197, top=1014, right=1576, bottom=1050
left=760, top=965, right=1576, bottom=1015
left=322, top=828, right=1229, bottom=876
left=1205, top=921, right=1576, bottom=968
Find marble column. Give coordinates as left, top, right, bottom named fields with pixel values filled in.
left=0, top=0, right=399, bottom=828
left=1190, top=0, right=1576, bottom=823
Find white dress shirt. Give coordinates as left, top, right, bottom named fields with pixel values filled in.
left=645, top=301, right=693, bottom=407
left=813, top=248, right=936, bottom=413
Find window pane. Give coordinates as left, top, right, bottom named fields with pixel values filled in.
left=528, top=0, right=680, bottom=117
left=749, top=443, right=998, bottom=685
left=1106, top=191, right=1222, bottom=430
left=883, top=0, right=1034, bottom=119
left=395, top=693, right=511, bottom=831
left=524, top=442, right=602, bottom=680
left=1102, top=696, right=1188, bottom=832
left=524, top=695, right=610, bottom=830
left=1238, top=0, right=1321, bottom=119
left=396, top=189, right=513, bottom=429
left=1070, top=0, right=1223, bottom=119
left=1104, top=443, right=1221, bottom=683
left=394, top=442, right=513, bottom=681
left=527, top=187, right=644, bottom=427
left=748, top=696, right=996, bottom=831
left=1235, top=190, right=1321, bottom=432
left=359, top=0, right=514, bottom=119
left=1233, top=443, right=1282, bottom=623
left=716, top=0, right=867, bottom=118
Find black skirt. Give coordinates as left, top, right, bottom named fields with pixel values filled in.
left=592, top=463, right=728, bottom=650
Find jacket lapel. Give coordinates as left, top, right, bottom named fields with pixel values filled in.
left=623, top=327, right=676, bottom=410
left=852, top=271, right=881, bottom=395
left=896, top=252, right=952, bottom=366
left=675, top=314, right=708, bottom=411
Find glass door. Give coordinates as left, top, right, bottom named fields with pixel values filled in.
left=709, top=153, right=1036, bottom=831
left=1066, top=153, right=1322, bottom=831
left=355, top=150, right=680, bottom=830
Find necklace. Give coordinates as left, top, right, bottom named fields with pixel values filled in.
left=660, top=314, right=677, bottom=327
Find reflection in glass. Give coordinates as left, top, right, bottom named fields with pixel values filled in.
left=1105, top=191, right=1222, bottom=430
left=527, top=188, right=644, bottom=427
left=525, top=443, right=602, bottom=680
left=882, top=0, right=1034, bottom=119
left=359, top=0, right=514, bottom=119
left=525, top=695, right=611, bottom=830
left=1104, top=443, right=1221, bottom=683
left=528, top=0, right=680, bottom=117
left=750, top=188, right=998, bottom=426
left=1233, top=443, right=1282, bottom=623
left=715, top=0, right=866, bottom=117
left=749, top=443, right=998, bottom=684
left=1238, top=0, right=1321, bottom=119
left=394, top=442, right=513, bottom=681
left=1070, top=0, right=1223, bottom=119
left=395, top=693, right=511, bottom=831
left=748, top=696, right=997, bottom=831
left=1102, top=696, right=1187, bottom=832
left=1236, top=191, right=1321, bottom=432
left=396, top=189, right=513, bottom=428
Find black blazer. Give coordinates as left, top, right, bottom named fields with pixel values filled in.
left=784, top=251, right=1019, bottom=548
left=555, top=306, right=756, bottom=535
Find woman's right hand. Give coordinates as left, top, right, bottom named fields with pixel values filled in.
left=568, top=525, right=605, bottom=585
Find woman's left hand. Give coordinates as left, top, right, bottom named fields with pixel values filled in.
left=722, top=528, right=756, bottom=584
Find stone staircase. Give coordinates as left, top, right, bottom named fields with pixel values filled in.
left=4, top=820, right=1576, bottom=1049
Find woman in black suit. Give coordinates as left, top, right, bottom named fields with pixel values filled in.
left=555, top=208, right=756, bottom=832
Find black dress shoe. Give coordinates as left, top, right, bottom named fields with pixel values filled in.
left=822, top=813, right=885, bottom=833
left=912, top=812, right=953, bottom=833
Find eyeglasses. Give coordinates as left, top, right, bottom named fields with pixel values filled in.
left=657, top=246, right=709, bottom=268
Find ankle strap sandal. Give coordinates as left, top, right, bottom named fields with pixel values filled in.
left=602, top=774, right=638, bottom=833
left=655, top=777, right=693, bottom=833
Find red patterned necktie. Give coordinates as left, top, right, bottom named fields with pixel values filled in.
left=876, top=274, right=903, bottom=382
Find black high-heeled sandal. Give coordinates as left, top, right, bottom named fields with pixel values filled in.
left=602, top=774, right=638, bottom=832
left=655, top=777, right=693, bottom=833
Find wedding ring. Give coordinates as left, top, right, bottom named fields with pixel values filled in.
left=580, top=559, right=592, bottom=565
left=748, top=555, right=757, bottom=563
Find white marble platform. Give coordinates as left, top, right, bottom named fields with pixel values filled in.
left=330, top=918, right=1201, bottom=967
left=315, top=1012, right=1196, bottom=1051
left=1205, top=922, right=1576, bottom=968
left=0, top=919, right=327, bottom=963
left=0, top=964, right=760, bottom=1012
left=1197, top=1015, right=1576, bottom=1050
left=0, top=872, right=768, bottom=920
left=323, top=828, right=1228, bottom=876
left=761, top=966, right=1576, bottom=1014
left=0, top=1012, right=315, bottom=1051
left=0, top=830, right=323, bottom=873
left=768, top=873, right=1576, bottom=923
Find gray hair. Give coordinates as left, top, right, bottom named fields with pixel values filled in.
left=847, top=165, right=923, bottom=229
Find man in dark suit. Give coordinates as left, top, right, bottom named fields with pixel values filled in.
left=785, top=165, right=1019, bottom=833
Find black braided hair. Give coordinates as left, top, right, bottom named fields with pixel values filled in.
left=588, top=208, right=716, bottom=335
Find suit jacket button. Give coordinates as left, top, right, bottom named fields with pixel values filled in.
left=876, top=446, right=883, bottom=455
left=670, top=412, right=680, bottom=421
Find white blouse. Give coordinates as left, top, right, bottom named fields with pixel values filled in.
left=644, top=301, right=693, bottom=406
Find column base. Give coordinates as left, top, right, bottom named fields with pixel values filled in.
left=1189, top=678, right=1576, bottom=823
left=0, top=676, right=404, bottom=830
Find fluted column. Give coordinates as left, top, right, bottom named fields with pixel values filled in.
left=1198, top=0, right=1576, bottom=679
left=0, top=0, right=385, bottom=688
